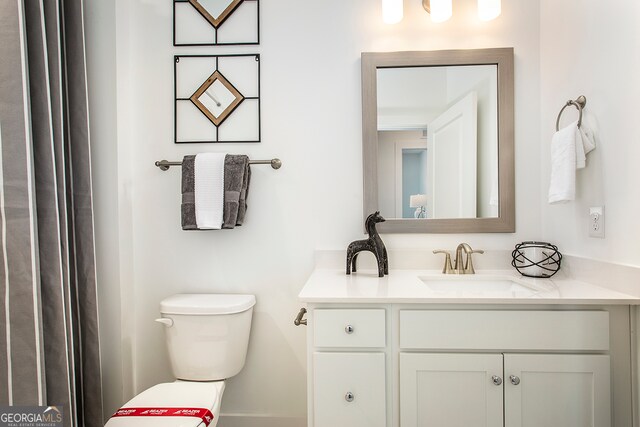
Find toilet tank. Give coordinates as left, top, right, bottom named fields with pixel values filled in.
left=158, top=294, right=256, bottom=381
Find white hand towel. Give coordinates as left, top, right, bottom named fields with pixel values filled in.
left=548, top=121, right=579, bottom=204
left=579, top=122, right=596, bottom=154
left=576, top=119, right=598, bottom=169
left=575, top=125, right=587, bottom=169
left=194, top=153, right=226, bottom=229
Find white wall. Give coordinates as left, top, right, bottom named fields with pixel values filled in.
left=87, top=0, right=542, bottom=423
left=539, top=0, right=640, bottom=266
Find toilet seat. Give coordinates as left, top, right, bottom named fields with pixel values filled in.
left=105, top=381, right=225, bottom=427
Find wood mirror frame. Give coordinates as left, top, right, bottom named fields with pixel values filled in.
left=362, top=48, right=515, bottom=233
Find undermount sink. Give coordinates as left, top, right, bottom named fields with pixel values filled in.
left=418, top=275, right=542, bottom=297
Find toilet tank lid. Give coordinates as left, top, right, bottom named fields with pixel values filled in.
left=160, top=294, right=256, bottom=315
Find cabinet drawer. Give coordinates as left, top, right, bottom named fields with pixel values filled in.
left=313, top=352, right=386, bottom=427
left=314, top=309, right=385, bottom=348
left=400, top=310, right=609, bottom=351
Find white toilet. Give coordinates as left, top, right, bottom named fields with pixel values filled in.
left=106, top=294, right=256, bottom=427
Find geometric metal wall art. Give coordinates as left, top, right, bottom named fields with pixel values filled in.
left=174, top=0, right=260, bottom=46
left=174, top=54, right=261, bottom=143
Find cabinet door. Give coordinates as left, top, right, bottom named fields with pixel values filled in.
left=504, top=354, right=610, bottom=427
left=400, top=353, right=504, bottom=427
left=313, top=352, right=386, bottom=427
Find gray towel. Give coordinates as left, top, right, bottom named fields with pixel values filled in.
left=237, top=162, right=251, bottom=225
left=181, top=155, right=197, bottom=230
left=181, top=154, right=250, bottom=230
left=222, top=155, right=250, bottom=228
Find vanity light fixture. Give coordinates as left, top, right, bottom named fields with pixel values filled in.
left=428, top=0, right=452, bottom=23
left=386, top=0, right=501, bottom=24
left=477, top=0, right=501, bottom=21
left=382, top=0, right=403, bottom=24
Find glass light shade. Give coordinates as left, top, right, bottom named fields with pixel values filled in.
left=409, top=194, right=427, bottom=208
left=382, top=0, right=403, bottom=24
left=430, top=0, right=452, bottom=23
left=478, top=0, right=501, bottom=21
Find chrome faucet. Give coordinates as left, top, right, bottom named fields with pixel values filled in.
left=433, top=243, right=484, bottom=274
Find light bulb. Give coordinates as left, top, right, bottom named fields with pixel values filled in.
left=382, top=0, right=403, bottom=24
left=430, top=0, right=452, bottom=23
left=478, top=0, right=501, bottom=21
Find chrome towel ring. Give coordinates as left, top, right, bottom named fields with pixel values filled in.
left=555, top=95, right=587, bottom=131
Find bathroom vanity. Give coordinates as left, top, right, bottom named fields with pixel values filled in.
left=299, top=269, right=639, bottom=427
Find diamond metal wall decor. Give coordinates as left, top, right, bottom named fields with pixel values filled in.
left=175, top=54, right=260, bottom=144
left=188, top=0, right=243, bottom=29
left=190, top=70, right=244, bottom=127
left=174, top=0, right=259, bottom=46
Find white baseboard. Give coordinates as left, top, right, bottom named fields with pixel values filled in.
left=217, top=413, right=306, bottom=427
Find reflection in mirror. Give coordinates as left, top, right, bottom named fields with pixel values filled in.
left=190, top=70, right=244, bottom=126
left=361, top=49, right=514, bottom=233
left=376, top=65, right=498, bottom=220
left=188, top=0, right=244, bottom=28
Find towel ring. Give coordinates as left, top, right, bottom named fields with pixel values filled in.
left=556, top=95, right=587, bottom=131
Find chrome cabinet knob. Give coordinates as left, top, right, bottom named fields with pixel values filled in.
left=491, top=375, right=503, bottom=386
left=345, top=325, right=354, bottom=334
left=510, top=375, right=520, bottom=385
left=345, top=392, right=355, bottom=402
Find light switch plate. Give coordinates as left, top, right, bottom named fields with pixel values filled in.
left=589, top=206, right=605, bottom=238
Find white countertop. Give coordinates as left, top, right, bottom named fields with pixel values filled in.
left=299, top=269, right=640, bottom=305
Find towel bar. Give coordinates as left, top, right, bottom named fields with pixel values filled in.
left=155, top=158, right=282, bottom=171
left=555, top=95, right=587, bottom=131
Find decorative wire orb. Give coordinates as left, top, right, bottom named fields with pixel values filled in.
left=511, top=241, right=562, bottom=278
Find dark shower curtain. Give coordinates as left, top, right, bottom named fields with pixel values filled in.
left=0, top=0, right=103, bottom=426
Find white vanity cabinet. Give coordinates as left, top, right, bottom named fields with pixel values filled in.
left=307, top=306, right=620, bottom=427
left=400, top=353, right=610, bottom=427
left=311, top=309, right=388, bottom=427
left=399, top=309, right=611, bottom=427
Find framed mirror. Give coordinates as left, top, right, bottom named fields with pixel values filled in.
left=362, top=48, right=514, bottom=233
